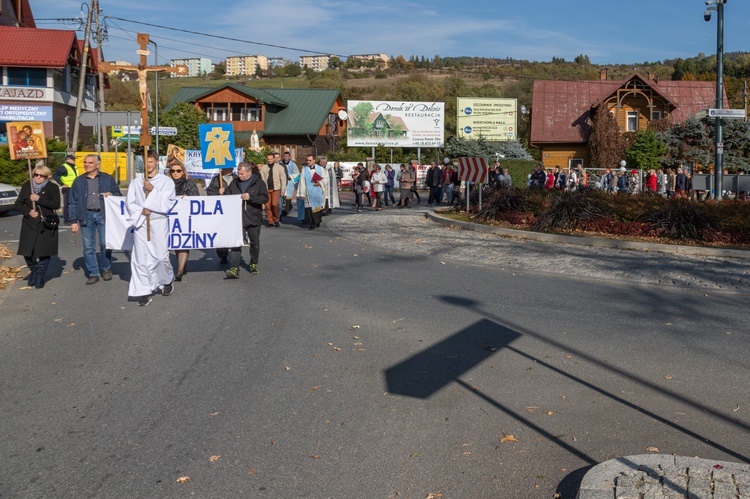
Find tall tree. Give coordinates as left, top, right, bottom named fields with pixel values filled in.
left=626, top=129, right=667, bottom=170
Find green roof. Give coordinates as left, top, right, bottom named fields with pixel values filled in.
left=165, top=84, right=340, bottom=136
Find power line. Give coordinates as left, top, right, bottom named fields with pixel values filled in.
left=105, top=16, right=346, bottom=58
left=106, top=22, right=231, bottom=63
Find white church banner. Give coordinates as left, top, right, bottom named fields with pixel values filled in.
left=104, top=195, right=244, bottom=251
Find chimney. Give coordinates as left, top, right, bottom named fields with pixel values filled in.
left=600, top=68, right=609, bottom=80
left=648, top=72, right=655, bottom=81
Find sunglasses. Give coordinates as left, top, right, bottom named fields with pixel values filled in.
left=33, top=173, right=48, bottom=178
left=170, top=169, right=183, bottom=173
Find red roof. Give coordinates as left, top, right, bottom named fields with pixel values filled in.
left=531, top=74, right=719, bottom=145
left=0, top=27, right=77, bottom=68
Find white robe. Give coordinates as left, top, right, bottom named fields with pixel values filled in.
left=126, top=172, right=176, bottom=297
left=323, top=164, right=340, bottom=209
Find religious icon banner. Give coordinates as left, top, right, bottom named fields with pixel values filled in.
left=199, top=124, right=236, bottom=169
left=7, top=121, right=47, bottom=160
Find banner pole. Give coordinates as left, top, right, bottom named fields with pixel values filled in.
left=27, top=159, right=36, bottom=211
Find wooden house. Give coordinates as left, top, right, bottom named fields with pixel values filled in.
left=530, top=72, right=719, bottom=169
left=166, top=83, right=346, bottom=161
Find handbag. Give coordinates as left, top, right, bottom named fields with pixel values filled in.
left=42, top=213, right=60, bottom=230
left=410, top=184, right=417, bottom=193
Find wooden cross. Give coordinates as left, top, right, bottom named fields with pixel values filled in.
left=99, top=33, right=187, bottom=147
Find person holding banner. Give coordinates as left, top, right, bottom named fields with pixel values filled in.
left=298, top=155, right=325, bottom=229
left=69, top=154, right=121, bottom=284
left=16, top=165, right=60, bottom=289
left=206, top=167, right=236, bottom=263
left=223, top=161, right=268, bottom=278
left=126, top=151, right=176, bottom=306
left=169, top=163, right=200, bottom=281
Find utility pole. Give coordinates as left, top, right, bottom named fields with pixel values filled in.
left=71, top=4, right=94, bottom=151
left=744, top=80, right=747, bottom=123
left=93, top=0, right=108, bottom=151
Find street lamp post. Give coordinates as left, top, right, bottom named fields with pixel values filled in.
left=705, top=0, right=727, bottom=200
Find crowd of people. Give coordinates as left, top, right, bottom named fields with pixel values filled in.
left=15, top=151, right=344, bottom=304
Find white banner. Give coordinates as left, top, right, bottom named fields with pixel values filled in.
left=104, top=195, right=244, bottom=251
left=347, top=100, right=444, bottom=147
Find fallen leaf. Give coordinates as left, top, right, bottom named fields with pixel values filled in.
left=283, top=366, right=291, bottom=371
left=646, top=446, right=659, bottom=452
left=351, top=325, right=360, bottom=329
left=733, top=405, right=740, bottom=412
left=665, top=375, right=673, bottom=380
left=209, top=455, right=220, bottom=462
left=547, top=411, right=555, bottom=416
left=54, top=318, right=62, bottom=322
left=462, top=452, right=472, bottom=455
left=500, top=435, right=519, bottom=443
left=332, top=347, right=341, bottom=352
left=248, top=467, right=255, bottom=475
left=440, top=261, right=446, bottom=265
left=311, top=385, right=321, bottom=391
left=310, top=455, right=320, bottom=459
left=210, top=412, right=220, bottom=416
left=714, top=464, right=724, bottom=469
left=327, top=342, right=334, bottom=346
left=425, top=494, right=443, bottom=499
left=352, top=336, right=360, bottom=339
left=176, top=476, right=190, bottom=484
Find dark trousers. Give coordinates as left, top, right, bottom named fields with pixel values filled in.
left=230, top=225, right=261, bottom=267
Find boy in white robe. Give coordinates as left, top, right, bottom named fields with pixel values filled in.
left=126, top=151, right=176, bottom=305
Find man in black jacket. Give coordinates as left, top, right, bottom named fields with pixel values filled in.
left=223, top=162, right=269, bottom=278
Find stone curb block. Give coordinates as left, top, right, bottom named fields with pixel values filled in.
left=576, top=454, right=750, bottom=498
left=426, top=211, right=750, bottom=260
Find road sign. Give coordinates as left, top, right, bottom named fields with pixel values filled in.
left=708, top=108, right=746, bottom=119
left=79, top=111, right=141, bottom=127
left=457, top=157, right=490, bottom=183
left=150, top=126, right=178, bottom=136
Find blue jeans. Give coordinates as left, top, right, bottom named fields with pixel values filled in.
left=82, top=210, right=111, bottom=276
left=384, top=186, right=395, bottom=206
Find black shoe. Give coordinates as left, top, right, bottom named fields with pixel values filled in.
left=308, top=225, right=315, bottom=230
left=220, top=257, right=228, bottom=264
left=175, top=273, right=183, bottom=282
left=138, top=295, right=152, bottom=306
left=162, top=281, right=174, bottom=296
left=35, top=278, right=45, bottom=289
left=274, top=222, right=280, bottom=227
left=86, top=276, right=99, bottom=285
left=102, top=269, right=113, bottom=281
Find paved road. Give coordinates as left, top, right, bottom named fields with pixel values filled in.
left=1, top=202, right=749, bottom=498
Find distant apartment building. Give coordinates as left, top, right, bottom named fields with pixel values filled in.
left=268, top=57, right=292, bottom=69
left=348, top=53, right=389, bottom=69
left=299, top=54, right=333, bottom=72
left=170, top=58, right=214, bottom=77
left=225, top=55, right=268, bottom=77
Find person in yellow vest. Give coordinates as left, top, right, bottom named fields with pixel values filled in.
left=52, top=154, right=79, bottom=223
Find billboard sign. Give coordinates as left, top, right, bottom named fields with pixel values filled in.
left=457, top=98, right=517, bottom=141
left=347, top=100, right=444, bottom=147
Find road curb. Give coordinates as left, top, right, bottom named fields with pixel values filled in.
left=426, top=211, right=750, bottom=259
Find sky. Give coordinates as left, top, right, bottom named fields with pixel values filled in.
left=29, top=0, right=750, bottom=67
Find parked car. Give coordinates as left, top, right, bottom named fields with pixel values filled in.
left=0, top=183, right=19, bottom=214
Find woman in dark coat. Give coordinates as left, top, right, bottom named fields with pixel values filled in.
left=16, top=165, right=60, bottom=288
left=169, top=164, right=200, bottom=281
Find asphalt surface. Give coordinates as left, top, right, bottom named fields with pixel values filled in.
left=1, top=197, right=749, bottom=498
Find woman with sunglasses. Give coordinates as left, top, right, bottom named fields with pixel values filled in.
left=15, top=165, right=60, bottom=288
left=169, top=164, right=199, bottom=281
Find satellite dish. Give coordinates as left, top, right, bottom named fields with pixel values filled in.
left=338, top=110, right=348, bottom=120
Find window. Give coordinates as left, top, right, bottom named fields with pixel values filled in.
left=211, top=107, right=228, bottom=121
left=651, top=110, right=662, bottom=121
left=240, top=108, right=261, bottom=121
left=627, top=111, right=639, bottom=132
left=569, top=158, right=583, bottom=169
left=8, top=67, right=47, bottom=86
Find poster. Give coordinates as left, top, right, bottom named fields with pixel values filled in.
left=7, top=121, right=47, bottom=160
left=457, top=98, right=517, bottom=141
left=347, top=101, right=444, bottom=147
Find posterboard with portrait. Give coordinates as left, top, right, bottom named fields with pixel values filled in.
left=166, top=144, right=185, bottom=169
left=7, top=121, right=47, bottom=160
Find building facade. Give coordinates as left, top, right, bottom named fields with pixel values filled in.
left=347, top=53, right=389, bottom=69
left=0, top=2, right=100, bottom=147
left=170, top=58, right=214, bottom=77
left=530, top=72, right=719, bottom=170
left=225, top=55, right=269, bottom=77
left=299, top=54, right=332, bottom=72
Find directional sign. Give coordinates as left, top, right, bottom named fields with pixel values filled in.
left=149, top=126, right=178, bottom=136
left=79, top=111, right=141, bottom=127
left=708, top=108, right=746, bottom=119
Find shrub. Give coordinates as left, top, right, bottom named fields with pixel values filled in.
left=474, top=188, right=530, bottom=222
left=532, top=190, right=607, bottom=232
left=637, top=198, right=717, bottom=241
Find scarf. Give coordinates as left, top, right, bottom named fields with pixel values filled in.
left=173, top=175, right=187, bottom=195
left=33, top=178, right=49, bottom=194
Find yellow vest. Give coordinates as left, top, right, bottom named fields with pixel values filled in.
left=60, top=163, right=77, bottom=187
